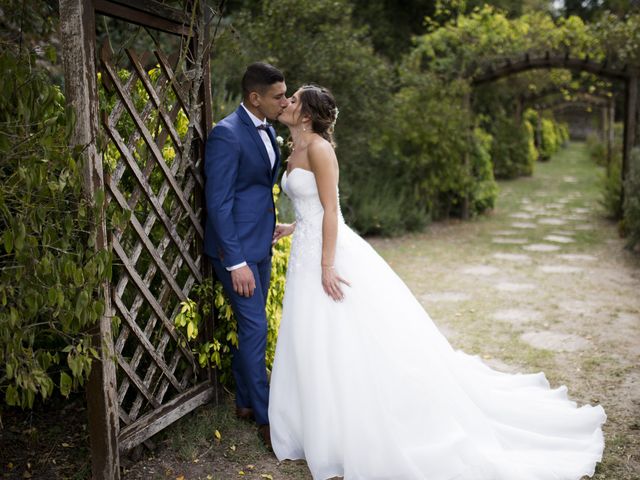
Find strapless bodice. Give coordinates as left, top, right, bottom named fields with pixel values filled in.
left=281, top=168, right=346, bottom=271
left=281, top=168, right=344, bottom=225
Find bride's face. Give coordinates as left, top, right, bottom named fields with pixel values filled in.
left=278, top=90, right=305, bottom=127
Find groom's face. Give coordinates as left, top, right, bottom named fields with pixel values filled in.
left=255, top=81, right=289, bottom=122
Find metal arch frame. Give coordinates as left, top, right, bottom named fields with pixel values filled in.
left=469, top=51, right=640, bottom=203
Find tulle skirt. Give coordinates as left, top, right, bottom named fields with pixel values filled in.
left=268, top=224, right=606, bottom=480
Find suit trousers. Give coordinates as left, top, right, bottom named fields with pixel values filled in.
left=210, top=256, right=272, bottom=425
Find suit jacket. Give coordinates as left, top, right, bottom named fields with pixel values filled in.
left=204, top=106, right=281, bottom=268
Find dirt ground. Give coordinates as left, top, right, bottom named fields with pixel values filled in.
left=2, top=142, right=639, bottom=479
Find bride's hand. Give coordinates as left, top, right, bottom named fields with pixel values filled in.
left=272, top=223, right=295, bottom=244
left=321, top=266, right=351, bottom=302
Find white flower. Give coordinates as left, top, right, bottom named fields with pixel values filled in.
left=276, top=135, right=284, bottom=146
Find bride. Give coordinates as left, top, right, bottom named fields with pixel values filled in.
left=267, top=84, right=606, bottom=480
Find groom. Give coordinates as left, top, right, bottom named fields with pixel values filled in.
left=204, top=63, right=288, bottom=448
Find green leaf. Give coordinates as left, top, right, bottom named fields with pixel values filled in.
left=3, top=229, right=13, bottom=254
left=60, top=372, right=72, bottom=397
left=5, top=385, right=19, bottom=406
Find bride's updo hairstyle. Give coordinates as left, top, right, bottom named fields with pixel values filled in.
left=299, top=84, right=338, bottom=147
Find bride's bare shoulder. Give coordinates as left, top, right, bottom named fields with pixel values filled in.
left=308, top=137, right=336, bottom=160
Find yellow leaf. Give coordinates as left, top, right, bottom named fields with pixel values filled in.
left=238, top=471, right=245, bottom=476
left=261, top=475, right=273, bottom=480
left=230, top=444, right=236, bottom=451
left=246, top=465, right=255, bottom=470
left=176, top=476, right=185, bottom=480
left=214, top=429, right=222, bottom=441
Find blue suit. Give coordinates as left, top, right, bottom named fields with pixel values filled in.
left=204, top=106, right=281, bottom=425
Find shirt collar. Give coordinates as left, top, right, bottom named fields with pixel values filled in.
left=241, top=103, right=268, bottom=128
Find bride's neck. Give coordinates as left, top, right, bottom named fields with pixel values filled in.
left=289, top=124, right=315, bottom=151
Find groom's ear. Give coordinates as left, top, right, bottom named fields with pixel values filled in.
left=248, top=91, right=261, bottom=107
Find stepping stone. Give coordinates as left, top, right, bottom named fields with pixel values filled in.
left=510, top=212, right=536, bottom=219
left=575, top=224, right=595, bottom=230
left=463, top=265, right=500, bottom=276
left=422, top=292, right=471, bottom=303
left=557, top=254, right=597, bottom=262
left=511, top=222, right=537, bottom=229
left=537, top=218, right=567, bottom=225
left=574, top=207, right=590, bottom=214
left=492, top=237, right=528, bottom=244
left=494, top=282, right=536, bottom=292
left=494, top=230, right=519, bottom=236
left=563, top=176, right=578, bottom=183
left=538, top=265, right=583, bottom=273
left=545, top=203, right=564, bottom=210
left=550, top=230, right=575, bottom=236
left=492, top=308, right=542, bottom=326
left=559, top=299, right=597, bottom=316
left=523, top=243, right=561, bottom=252
left=520, top=331, right=590, bottom=352
left=543, top=235, right=575, bottom=244
left=492, top=253, right=532, bottom=263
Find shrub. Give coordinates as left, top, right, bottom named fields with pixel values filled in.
left=599, top=154, right=624, bottom=220
left=622, top=148, right=640, bottom=250
left=539, top=118, right=559, bottom=160
left=490, top=114, right=535, bottom=178
left=0, top=48, right=111, bottom=408
left=470, top=127, right=498, bottom=214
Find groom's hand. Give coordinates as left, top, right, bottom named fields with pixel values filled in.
left=231, top=265, right=256, bottom=297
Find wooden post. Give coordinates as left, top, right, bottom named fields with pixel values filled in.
left=607, top=98, right=615, bottom=176
left=622, top=76, right=638, bottom=207
left=59, top=1, right=120, bottom=478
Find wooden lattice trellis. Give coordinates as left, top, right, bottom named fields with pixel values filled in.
left=59, top=1, right=215, bottom=478
left=100, top=41, right=212, bottom=450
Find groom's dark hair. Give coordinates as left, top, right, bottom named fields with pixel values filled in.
left=242, top=62, right=284, bottom=99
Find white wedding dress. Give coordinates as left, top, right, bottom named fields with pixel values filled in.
left=268, top=168, right=606, bottom=480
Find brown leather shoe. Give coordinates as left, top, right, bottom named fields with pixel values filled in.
left=235, top=407, right=255, bottom=421
left=257, top=424, right=272, bottom=451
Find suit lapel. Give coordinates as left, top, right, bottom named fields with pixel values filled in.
left=236, top=106, right=272, bottom=172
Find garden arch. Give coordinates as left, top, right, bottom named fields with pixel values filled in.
left=59, top=1, right=214, bottom=478
left=470, top=52, right=640, bottom=201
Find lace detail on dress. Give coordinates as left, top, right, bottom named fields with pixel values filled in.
left=281, top=168, right=344, bottom=273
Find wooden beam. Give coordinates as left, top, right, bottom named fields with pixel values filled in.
left=59, top=0, right=120, bottom=478
left=94, top=0, right=191, bottom=36
left=472, top=55, right=639, bottom=85
left=118, top=382, right=215, bottom=452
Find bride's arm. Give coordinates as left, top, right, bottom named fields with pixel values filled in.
left=309, top=141, right=350, bottom=301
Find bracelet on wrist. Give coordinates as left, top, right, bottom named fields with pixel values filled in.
left=321, top=264, right=334, bottom=269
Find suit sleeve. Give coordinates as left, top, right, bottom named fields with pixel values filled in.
left=205, top=124, right=245, bottom=268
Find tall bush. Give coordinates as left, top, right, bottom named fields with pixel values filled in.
left=0, top=48, right=111, bottom=408
left=374, top=72, right=497, bottom=223
left=209, top=0, right=393, bottom=230
left=622, top=148, right=640, bottom=250
left=489, top=113, right=535, bottom=178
